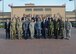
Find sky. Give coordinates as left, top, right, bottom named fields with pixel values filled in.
left=0, top=0, right=74, bottom=12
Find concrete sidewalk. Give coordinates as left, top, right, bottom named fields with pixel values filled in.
left=0, top=28, right=76, bottom=54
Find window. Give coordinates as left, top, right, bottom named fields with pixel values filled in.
left=46, top=14, right=52, bottom=17
left=45, top=8, right=51, bottom=11
left=25, top=8, right=32, bottom=11
left=34, top=8, right=43, bottom=11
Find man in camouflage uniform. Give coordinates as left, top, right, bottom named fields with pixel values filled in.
left=48, top=18, right=54, bottom=38
left=57, top=13, right=64, bottom=39
left=53, top=18, right=59, bottom=39
left=58, top=18, right=64, bottom=39
left=16, top=17, right=23, bottom=39
left=10, top=16, right=16, bottom=39
left=53, top=14, right=59, bottom=39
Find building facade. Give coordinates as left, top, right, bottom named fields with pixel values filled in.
left=66, top=11, right=76, bottom=22
left=0, top=4, right=76, bottom=22
left=11, top=4, right=66, bottom=21
left=0, top=12, right=11, bottom=22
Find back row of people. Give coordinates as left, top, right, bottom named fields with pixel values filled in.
left=5, top=14, right=72, bottom=40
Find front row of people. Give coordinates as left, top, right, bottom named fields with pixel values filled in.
left=5, top=14, right=72, bottom=40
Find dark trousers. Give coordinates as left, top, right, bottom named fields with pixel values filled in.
left=24, top=29, right=30, bottom=39
left=45, top=28, right=48, bottom=38
left=48, top=29, right=52, bottom=38
left=6, top=31, right=10, bottom=39
left=58, top=29, right=64, bottom=39
left=54, top=29, right=58, bottom=39
left=42, top=28, right=46, bottom=39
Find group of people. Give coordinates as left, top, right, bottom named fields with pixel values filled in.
left=5, top=14, right=72, bottom=40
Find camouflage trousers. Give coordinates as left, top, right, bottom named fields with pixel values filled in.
left=58, top=29, right=64, bottom=39
left=48, top=28, right=54, bottom=38
left=10, top=29, right=16, bottom=39
left=17, top=29, right=23, bottom=39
